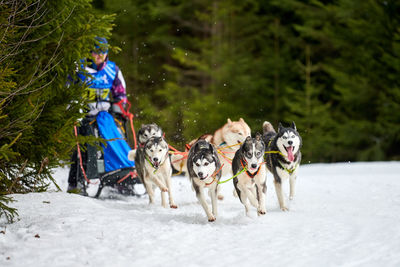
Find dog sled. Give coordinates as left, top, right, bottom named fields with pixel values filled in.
left=72, top=100, right=143, bottom=198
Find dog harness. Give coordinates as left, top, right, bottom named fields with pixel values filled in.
left=203, top=164, right=224, bottom=186
left=279, top=161, right=299, bottom=174
left=145, top=150, right=169, bottom=174
left=240, top=158, right=261, bottom=178
left=265, top=138, right=299, bottom=174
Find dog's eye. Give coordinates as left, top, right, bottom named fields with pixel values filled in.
left=238, top=132, right=243, bottom=135
left=195, top=163, right=200, bottom=167
left=283, top=136, right=287, bottom=139
left=152, top=133, right=155, bottom=135
left=291, top=135, right=295, bottom=138
left=204, top=162, right=209, bottom=166
left=246, top=152, right=252, bottom=158
left=144, top=134, right=148, bottom=137
left=159, top=149, right=162, bottom=152
left=150, top=149, right=153, bottom=152
left=256, top=152, right=261, bottom=157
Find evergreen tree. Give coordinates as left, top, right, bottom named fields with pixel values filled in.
left=98, top=0, right=399, bottom=162
left=324, top=0, right=400, bottom=161
left=0, top=0, right=114, bottom=222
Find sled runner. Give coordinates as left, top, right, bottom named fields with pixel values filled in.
left=73, top=100, right=143, bottom=198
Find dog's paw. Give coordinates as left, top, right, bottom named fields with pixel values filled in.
left=170, top=204, right=178, bottom=209
left=281, top=206, right=289, bottom=211
left=208, top=216, right=216, bottom=222
left=257, top=209, right=266, bottom=215
left=289, top=195, right=294, bottom=200
left=161, top=188, right=168, bottom=192
left=217, top=194, right=224, bottom=201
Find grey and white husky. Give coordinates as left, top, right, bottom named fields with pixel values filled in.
left=187, top=139, right=222, bottom=222
left=130, top=136, right=177, bottom=209
left=263, top=121, right=302, bottom=211
left=128, top=123, right=163, bottom=181
left=232, top=133, right=267, bottom=217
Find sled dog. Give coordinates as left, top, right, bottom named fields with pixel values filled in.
left=187, top=139, right=222, bottom=222
left=132, top=136, right=177, bottom=208
left=263, top=121, right=302, bottom=211
left=128, top=123, right=163, bottom=180
left=171, top=118, right=251, bottom=180
left=128, top=123, right=163, bottom=160
left=232, top=133, right=267, bottom=217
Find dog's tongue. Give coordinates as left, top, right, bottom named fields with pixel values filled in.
left=287, top=146, right=294, bottom=162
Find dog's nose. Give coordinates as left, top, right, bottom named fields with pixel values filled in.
left=251, top=163, right=257, bottom=169
left=198, top=172, right=203, bottom=178
left=288, top=140, right=293, bottom=145
left=153, top=157, right=159, bottom=162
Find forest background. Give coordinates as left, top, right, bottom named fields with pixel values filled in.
left=95, top=0, right=400, bottom=162
left=0, top=0, right=399, bottom=221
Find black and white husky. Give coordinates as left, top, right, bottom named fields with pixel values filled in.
left=263, top=121, right=302, bottom=211
left=130, top=136, right=177, bottom=209
left=232, top=133, right=267, bottom=217
left=187, top=139, right=222, bottom=222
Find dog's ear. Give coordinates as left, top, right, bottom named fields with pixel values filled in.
left=278, top=122, right=283, bottom=132
left=255, top=132, right=262, bottom=141
left=239, top=118, right=244, bottom=123
left=208, top=142, right=215, bottom=153
left=291, top=121, right=297, bottom=131
left=227, top=118, right=232, bottom=125
left=193, top=141, right=201, bottom=152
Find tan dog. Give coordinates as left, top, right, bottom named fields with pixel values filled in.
left=171, top=118, right=251, bottom=186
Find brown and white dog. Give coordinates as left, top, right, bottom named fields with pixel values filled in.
left=171, top=118, right=251, bottom=181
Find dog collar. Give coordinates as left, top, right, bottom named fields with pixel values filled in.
left=219, top=141, right=227, bottom=147
left=240, top=159, right=260, bottom=178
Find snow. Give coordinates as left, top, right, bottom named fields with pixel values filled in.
left=1, top=161, right=400, bottom=267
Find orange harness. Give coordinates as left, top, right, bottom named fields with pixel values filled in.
left=204, top=164, right=224, bottom=186
left=240, top=158, right=261, bottom=179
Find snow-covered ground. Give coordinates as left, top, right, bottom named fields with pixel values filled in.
left=1, top=161, right=400, bottom=267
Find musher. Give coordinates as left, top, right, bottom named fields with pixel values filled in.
left=67, top=37, right=129, bottom=193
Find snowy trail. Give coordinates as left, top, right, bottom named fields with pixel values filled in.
left=1, top=162, right=400, bottom=267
